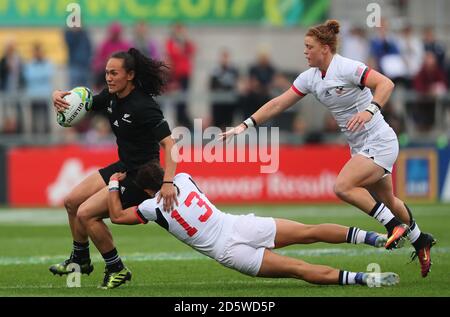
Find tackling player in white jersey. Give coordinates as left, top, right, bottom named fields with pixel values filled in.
left=106, top=161, right=399, bottom=288
left=220, top=19, right=435, bottom=278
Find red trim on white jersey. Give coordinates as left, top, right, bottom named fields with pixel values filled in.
left=361, top=67, right=372, bottom=86
left=291, top=85, right=306, bottom=97
left=134, top=206, right=147, bottom=224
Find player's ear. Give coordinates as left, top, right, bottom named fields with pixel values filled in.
left=127, top=70, right=135, bottom=81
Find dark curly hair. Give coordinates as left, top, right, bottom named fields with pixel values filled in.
left=135, top=160, right=164, bottom=192
left=111, top=48, right=169, bottom=96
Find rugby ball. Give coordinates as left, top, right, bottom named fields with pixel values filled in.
left=57, top=87, right=93, bottom=127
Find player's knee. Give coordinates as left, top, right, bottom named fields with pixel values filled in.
left=334, top=181, right=351, bottom=200
left=64, top=195, right=79, bottom=216
left=76, top=204, right=93, bottom=225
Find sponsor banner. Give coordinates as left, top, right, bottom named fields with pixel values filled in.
left=177, top=145, right=348, bottom=203
left=0, top=0, right=329, bottom=26
left=438, top=147, right=450, bottom=202
left=7, top=145, right=349, bottom=206
left=0, top=145, right=7, bottom=204
left=396, top=148, right=438, bottom=203
left=8, top=145, right=119, bottom=206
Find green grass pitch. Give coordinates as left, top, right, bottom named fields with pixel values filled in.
left=0, top=204, right=449, bottom=297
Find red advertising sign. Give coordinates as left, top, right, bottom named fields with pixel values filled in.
left=8, top=145, right=119, bottom=206
left=8, top=145, right=350, bottom=206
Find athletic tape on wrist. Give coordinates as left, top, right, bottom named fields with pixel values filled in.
left=243, top=116, right=257, bottom=128
left=109, top=180, right=119, bottom=191
left=365, top=103, right=380, bottom=116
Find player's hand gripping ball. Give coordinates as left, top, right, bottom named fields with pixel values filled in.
left=56, top=87, right=93, bottom=127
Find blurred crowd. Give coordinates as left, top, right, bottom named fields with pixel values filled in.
left=0, top=19, right=449, bottom=145
left=341, top=18, right=449, bottom=138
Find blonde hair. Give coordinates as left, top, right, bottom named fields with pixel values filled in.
left=306, top=20, right=340, bottom=53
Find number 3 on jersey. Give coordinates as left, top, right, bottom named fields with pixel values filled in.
left=171, top=191, right=213, bottom=237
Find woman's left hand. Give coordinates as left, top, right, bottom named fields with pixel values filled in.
left=346, top=111, right=373, bottom=132
left=110, top=172, right=126, bottom=182
left=157, top=183, right=179, bottom=212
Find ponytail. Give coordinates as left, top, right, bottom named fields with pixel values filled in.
left=111, top=48, right=169, bottom=96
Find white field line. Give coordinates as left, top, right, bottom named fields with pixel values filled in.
left=0, top=207, right=448, bottom=226
left=0, top=279, right=294, bottom=290
left=1, top=247, right=449, bottom=266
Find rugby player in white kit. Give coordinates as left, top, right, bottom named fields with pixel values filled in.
left=106, top=161, right=399, bottom=288
left=220, top=20, right=435, bottom=278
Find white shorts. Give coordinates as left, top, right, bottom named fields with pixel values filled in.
left=352, top=125, right=399, bottom=173
left=216, top=214, right=276, bottom=277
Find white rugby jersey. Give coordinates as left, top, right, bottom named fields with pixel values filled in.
left=292, top=54, right=390, bottom=151
left=135, top=173, right=239, bottom=260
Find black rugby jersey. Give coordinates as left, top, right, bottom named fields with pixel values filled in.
left=92, top=88, right=171, bottom=171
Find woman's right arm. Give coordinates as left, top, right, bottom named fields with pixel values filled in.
left=220, top=88, right=303, bottom=140
left=252, top=88, right=303, bottom=126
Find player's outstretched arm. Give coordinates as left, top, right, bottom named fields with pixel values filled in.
left=219, top=88, right=302, bottom=142
left=107, top=173, right=141, bottom=225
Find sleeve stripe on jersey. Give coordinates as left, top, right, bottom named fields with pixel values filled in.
left=291, top=85, right=306, bottom=97
left=134, top=207, right=148, bottom=224
left=155, top=208, right=169, bottom=231
left=360, top=67, right=372, bottom=86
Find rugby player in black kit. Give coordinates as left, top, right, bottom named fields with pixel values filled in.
left=50, top=48, right=178, bottom=289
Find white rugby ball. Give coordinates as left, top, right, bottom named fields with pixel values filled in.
left=57, top=87, right=93, bottom=127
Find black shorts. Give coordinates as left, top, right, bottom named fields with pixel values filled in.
left=99, top=161, right=150, bottom=209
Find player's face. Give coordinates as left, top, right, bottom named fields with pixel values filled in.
left=105, top=58, right=135, bottom=94
left=304, top=36, right=325, bottom=67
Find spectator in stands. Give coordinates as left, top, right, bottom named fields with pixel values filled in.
left=412, top=52, right=448, bottom=132
left=209, top=49, right=239, bottom=130
left=249, top=48, right=276, bottom=91
left=368, top=19, right=407, bottom=84
left=397, top=24, right=424, bottom=88
left=24, top=42, right=55, bottom=134
left=133, top=21, right=160, bottom=60
left=242, top=48, right=277, bottom=121
left=165, top=23, right=196, bottom=129
left=0, top=40, right=25, bottom=93
left=84, top=115, right=115, bottom=148
left=341, top=25, right=369, bottom=63
left=64, top=26, right=92, bottom=87
left=0, top=40, right=25, bottom=133
left=92, top=22, right=132, bottom=91
left=423, top=26, right=446, bottom=68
